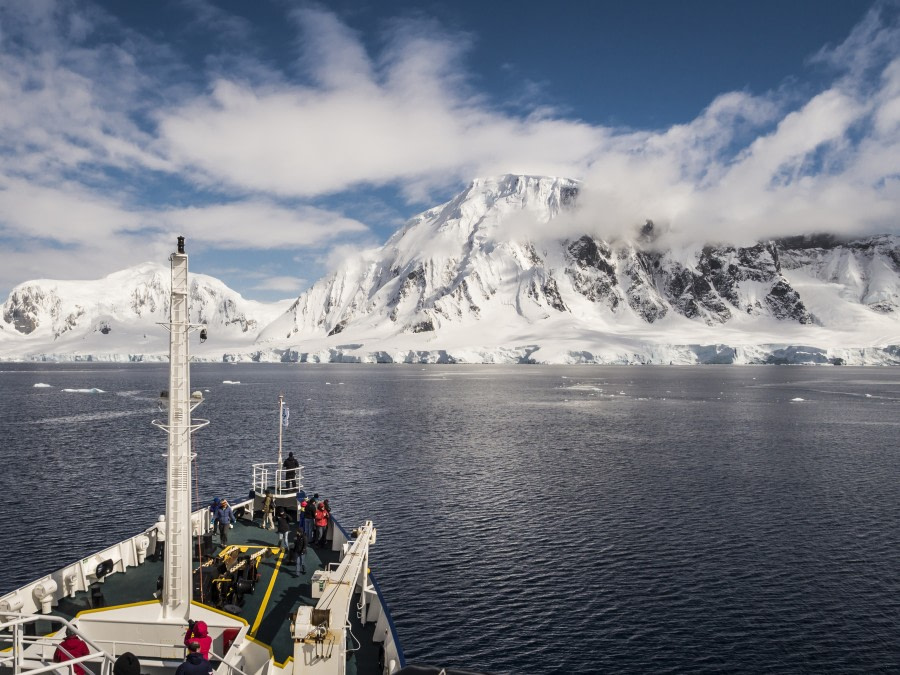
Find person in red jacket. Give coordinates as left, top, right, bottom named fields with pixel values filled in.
left=184, top=619, right=212, bottom=660
left=53, top=627, right=90, bottom=675
left=313, top=502, right=329, bottom=547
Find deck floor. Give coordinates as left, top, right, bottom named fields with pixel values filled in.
left=50, top=511, right=380, bottom=674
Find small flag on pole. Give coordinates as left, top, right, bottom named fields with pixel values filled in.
left=282, top=405, right=290, bottom=428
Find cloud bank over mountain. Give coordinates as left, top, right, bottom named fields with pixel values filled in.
left=2, top=176, right=898, bottom=365
left=0, top=2, right=897, bottom=303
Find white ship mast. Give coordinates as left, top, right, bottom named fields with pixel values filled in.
left=153, top=236, right=209, bottom=621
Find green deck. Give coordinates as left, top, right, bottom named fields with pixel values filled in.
left=49, top=512, right=381, bottom=674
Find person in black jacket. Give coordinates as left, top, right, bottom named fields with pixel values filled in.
left=276, top=508, right=291, bottom=550
left=175, top=643, right=213, bottom=675
left=303, top=497, right=317, bottom=540
left=282, top=452, right=299, bottom=490
left=292, top=526, right=307, bottom=576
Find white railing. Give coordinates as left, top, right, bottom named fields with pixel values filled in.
left=330, top=519, right=405, bottom=673
left=251, top=462, right=303, bottom=498
left=0, top=612, right=116, bottom=675
left=0, top=502, right=230, bottom=619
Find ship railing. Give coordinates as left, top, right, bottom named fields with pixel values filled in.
left=251, top=462, right=303, bottom=498
left=0, top=611, right=116, bottom=675
left=0, top=503, right=232, bottom=619
left=0, top=522, right=167, bottom=617
left=207, top=649, right=252, bottom=675
left=331, top=517, right=406, bottom=673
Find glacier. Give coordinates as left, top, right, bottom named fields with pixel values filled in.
left=1, top=175, right=899, bottom=365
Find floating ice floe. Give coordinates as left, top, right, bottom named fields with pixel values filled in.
left=33, top=383, right=52, bottom=388
left=61, top=388, right=105, bottom=394
left=790, top=397, right=805, bottom=402
left=222, top=380, right=240, bottom=385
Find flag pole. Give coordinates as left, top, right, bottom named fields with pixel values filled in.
left=278, top=393, right=284, bottom=470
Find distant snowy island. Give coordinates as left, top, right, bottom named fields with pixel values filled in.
left=2, top=175, right=899, bottom=365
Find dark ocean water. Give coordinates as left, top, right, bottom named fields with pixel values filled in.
left=1, top=364, right=899, bottom=674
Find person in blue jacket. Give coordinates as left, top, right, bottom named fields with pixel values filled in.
left=208, top=498, right=222, bottom=537
left=212, top=499, right=235, bottom=546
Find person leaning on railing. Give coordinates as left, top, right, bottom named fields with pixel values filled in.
left=282, top=452, right=299, bottom=490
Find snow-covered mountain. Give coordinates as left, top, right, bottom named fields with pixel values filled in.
left=255, top=175, right=900, bottom=364
left=0, top=263, right=290, bottom=361
left=2, top=175, right=899, bottom=364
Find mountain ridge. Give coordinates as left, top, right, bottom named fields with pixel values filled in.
left=2, top=175, right=899, bottom=364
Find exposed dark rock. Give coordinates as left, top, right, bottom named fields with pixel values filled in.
left=622, top=251, right=667, bottom=322
left=327, top=320, right=346, bottom=336
left=566, top=236, right=620, bottom=309
left=3, top=288, right=46, bottom=334
left=409, top=319, right=435, bottom=333
left=568, top=236, right=615, bottom=276
left=542, top=277, right=568, bottom=312
left=766, top=278, right=813, bottom=323
left=664, top=264, right=731, bottom=323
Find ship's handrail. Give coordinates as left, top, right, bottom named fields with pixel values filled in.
left=0, top=527, right=160, bottom=617
left=0, top=611, right=117, bottom=675
left=207, top=648, right=252, bottom=675
left=251, top=462, right=304, bottom=498
left=330, top=517, right=406, bottom=672
left=368, top=572, right=406, bottom=671
left=0, top=502, right=228, bottom=617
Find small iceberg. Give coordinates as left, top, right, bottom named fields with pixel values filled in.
left=62, top=388, right=105, bottom=394
left=790, top=397, right=805, bottom=402
left=33, top=383, right=52, bottom=388
left=222, top=380, right=240, bottom=385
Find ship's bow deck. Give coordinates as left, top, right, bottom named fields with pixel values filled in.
left=48, top=510, right=381, bottom=674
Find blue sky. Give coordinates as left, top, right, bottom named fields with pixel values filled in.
left=0, top=0, right=898, bottom=302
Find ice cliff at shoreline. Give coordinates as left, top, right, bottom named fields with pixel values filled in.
left=2, top=175, right=899, bottom=364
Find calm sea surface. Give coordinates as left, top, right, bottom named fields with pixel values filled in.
left=1, top=364, right=899, bottom=673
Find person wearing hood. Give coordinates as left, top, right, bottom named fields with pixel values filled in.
left=184, top=619, right=212, bottom=660
left=176, top=642, right=213, bottom=675
left=313, top=502, right=329, bottom=548
left=53, top=627, right=90, bottom=675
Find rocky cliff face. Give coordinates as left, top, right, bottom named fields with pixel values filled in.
left=2, top=175, right=898, bottom=364
left=259, top=175, right=897, bottom=347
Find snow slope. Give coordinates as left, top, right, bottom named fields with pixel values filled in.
left=2, top=176, right=899, bottom=364
left=252, top=176, right=900, bottom=364
left=0, top=262, right=290, bottom=361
